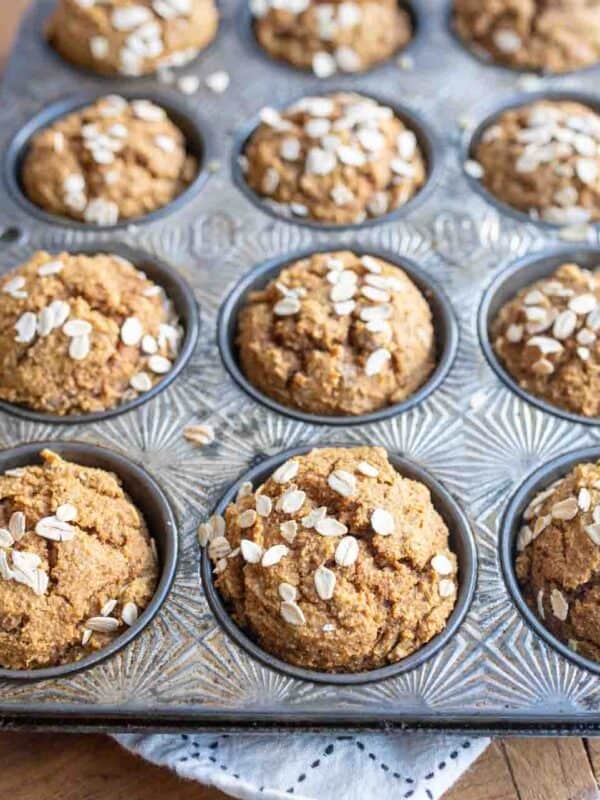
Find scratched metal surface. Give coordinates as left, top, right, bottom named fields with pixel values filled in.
left=1, top=0, right=600, bottom=732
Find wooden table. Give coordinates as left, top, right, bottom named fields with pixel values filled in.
left=2, top=4, right=600, bottom=800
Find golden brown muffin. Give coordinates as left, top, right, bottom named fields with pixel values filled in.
left=516, top=459, right=600, bottom=663
left=202, top=446, right=458, bottom=673
left=0, top=449, right=158, bottom=670
left=236, top=250, right=436, bottom=417
left=22, top=95, right=197, bottom=225
left=471, top=99, right=600, bottom=226
left=48, top=0, right=218, bottom=77
left=492, top=261, right=600, bottom=417
left=453, top=0, right=600, bottom=74
left=241, top=92, right=426, bottom=225
left=251, top=0, right=412, bottom=77
left=0, top=250, right=183, bottom=416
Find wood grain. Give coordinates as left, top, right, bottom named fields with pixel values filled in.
left=1, top=4, right=600, bottom=800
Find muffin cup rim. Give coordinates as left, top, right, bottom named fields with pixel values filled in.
left=0, top=439, right=179, bottom=682
left=217, top=243, right=459, bottom=426
left=463, top=89, right=600, bottom=230
left=237, top=0, right=425, bottom=80
left=0, top=241, right=200, bottom=425
left=3, top=85, right=214, bottom=232
left=200, top=443, right=478, bottom=686
left=445, top=0, right=600, bottom=78
left=499, top=444, right=600, bottom=676
left=230, top=87, right=444, bottom=232
left=478, top=244, right=600, bottom=427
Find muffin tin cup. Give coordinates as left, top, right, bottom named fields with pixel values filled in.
left=217, top=244, right=459, bottom=426
left=478, top=244, right=600, bottom=426
left=201, top=444, right=477, bottom=686
left=445, top=0, right=600, bottom=77
left=0, top=440, right=178, bottom=682
left=463, top=90, right=600, bottom=231
left=238, top=0, right=425, bottom=79
left=500, top=445, right=600, bottom=675
left=0, top=242, right=200, bottom=425
left=231, top=88, right=443, bottom=232
left=3, top=86, right=214, bottom=232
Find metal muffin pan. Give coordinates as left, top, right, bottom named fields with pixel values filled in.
left=0, top=440, right=178, bottom=682
left=3, top=86, right=213, bottom=232
left=238, top=0, right=424, bottom=79
left=478, top=245, right=600, bottom=426
left=0, top=241, right=201, bottom=425
left=463, top=89, right=600, bottom=229
left=217, top=243, right=458, bottom=425
left=231, top=88, right=443, bottom=232
left=500, top=445, right=600, bottom=676
left=3, top=0, right=600, bottom=733
left=201, top=444, right=477, bottom=686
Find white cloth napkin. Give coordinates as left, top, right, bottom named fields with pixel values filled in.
left=117, top=731, right=489, bottom=800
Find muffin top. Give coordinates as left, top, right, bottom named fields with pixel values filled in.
left=236, top=250, right=436, bottom=417
left=251, top=0, right=412, bottom=77
left=0, top=250, right=183, bottom=416
left=47, top=0, right=218, bottom=77
left=21, top=95, right=197, bottom=225
left=203, top=446, right=458, bottom=673
left=471, top=99, right=600, bottom=226
left=453, top=0, right=600, bottom=74
left=0, top=449, right=158, bottom=670
left=491, top=261, right=600, bottom=418
left=241, top=92, right=426, bottom=225
left=516, top=459, right=600, bottom=663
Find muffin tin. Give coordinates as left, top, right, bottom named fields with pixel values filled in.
left=2, top=0, right=600, bottom=733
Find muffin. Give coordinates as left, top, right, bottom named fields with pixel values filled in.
left=47, top=0, right=218, bottom=77
left=251, top=0, right=412, bottom=77
left=202, top=446, right=458, bottom=672
left=0, top=250, right=183, bottom=416
left=241, top=92, right=427, bottom=225
left=22, top=95, right=197, bottom=225
left=236, top=251, right=436, bottom=417
left=453, top=0, right=600, bottom=74
left=470, top=99, right=600, bottom=226
left=491, top=261, right=600, bottom=417
left=516, top=459, right=600, bottom=663
left=0, top=449, right=158, bottom=670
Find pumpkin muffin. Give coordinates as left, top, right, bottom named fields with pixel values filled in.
left=470, top=99, right=600, bottom=226
left=516, top=458, right=600, bottom=663
left=241, top=92, right=427, bottom=225
left=492, top=261, right=600, bottom=417
left=0, top=449, right=158, bottom=671
left=22, top=95, right=197, bottom=225
left=202, top=446, right=458, bottom=672
left=236, top=250, right=436, bottom=417
left=251, top=0, right=412, bottom=77
left=0, top=250, right=183, bottom=416
left=48, top=0, right=218, bottom=77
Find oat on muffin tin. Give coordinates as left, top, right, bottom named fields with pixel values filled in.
left=47, top=0, right=218, bottom=77
left=202, top=446, right=458, bottom=673
left=21, top=94, right=197, bottom=225
left=250, top=0, right=412, bottom=78
left=516, top=459, right=600, bottom=663
left=453, top=0, right=600, bottom=75
left=236, top=250, right=436, bottom=417
left=470, top=99, right=600, bottom=226
left=491, top=261, right=600, bottom=418
left=0, top=449, right=158, bottom=671
left=0, top=250, right=183, bottom=416
left=240, top=92, right=427, bottom=225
